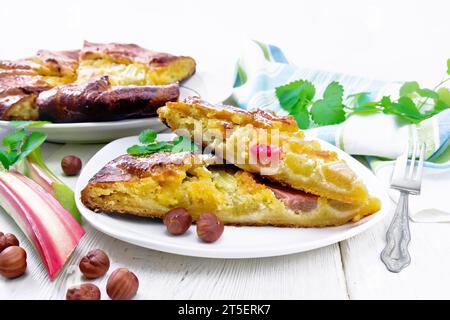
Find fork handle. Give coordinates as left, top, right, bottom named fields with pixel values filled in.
left=381, top=192, right=411, bottom=272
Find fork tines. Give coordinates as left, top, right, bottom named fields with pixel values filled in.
left=391, top=142, right=426, bottom=195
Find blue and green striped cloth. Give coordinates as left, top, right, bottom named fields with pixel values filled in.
left=228, top=41, right=450, bottom=221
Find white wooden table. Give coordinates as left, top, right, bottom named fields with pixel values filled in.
left=1, top=0, right=449, bottom=300
left=2, top=123, right=450, bottom=301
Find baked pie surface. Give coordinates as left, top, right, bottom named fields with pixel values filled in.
left=81, top=151, right=380, bottom=227
left=0, top=42, right=195, bottom=122
left=158, top=97, right=373, bottom=204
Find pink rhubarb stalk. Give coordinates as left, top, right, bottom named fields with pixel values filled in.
left=0, top=170, right=85, bottom=280
left=21, top=148, right=82, bottom=224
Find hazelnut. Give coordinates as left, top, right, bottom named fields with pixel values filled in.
left=0, top=232, right=19, bottom=253
left=0, top=246, right=27, bottom=279
left=163, top=208, right=192, bottom=235
left=106, top=268, right=139, bottom=300
left=61, top=155, right=82, bottom=176
left=196, top=213, right=224, bottom=243
left=66, top=283, right=101, bottom=300
left=79, top=249, right=110, bottom=279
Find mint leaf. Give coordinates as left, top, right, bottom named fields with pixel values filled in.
left=346, top=92, right=370, bottom=107
left=323, top=81, right=344, bottom=105
left=416, top=88, right=439, bottom=101
left=138, top=129, right=157, bottom=144
left=276, top=80, right=315, bottom=129
left=311, top=100, right=345, bottom=125
left=310, top=82, right=345, bottom=125
left=276, top=80, right=315, bottom=112
left=437, top=87, right=450, bottom=107
left=171, top=136, right=199, bottom=152
left=127, top=141, right=172, bottom=155
left=292, top=108, right=311, bottom=129
left=399, top=81, right=420, bottom=96
left=383, top=96, right=423, bottom=123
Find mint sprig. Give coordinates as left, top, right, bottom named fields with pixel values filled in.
left=276, top=59, right=450, bottom=128
left=127, top=129, right=198, bottom=156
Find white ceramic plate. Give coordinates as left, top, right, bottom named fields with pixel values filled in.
left=75, top=134, right=390, bottom=258
left=0, top=86, right=199, bottom=144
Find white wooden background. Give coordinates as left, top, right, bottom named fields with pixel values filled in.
left=1, top=0, right=450, bottom=299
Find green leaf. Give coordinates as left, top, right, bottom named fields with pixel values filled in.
left=127, top=141, right=173, bottom=155
left=171, top=136, right=199, bottom=153
left=53, top=183, right=82, bottom=224
left=346, top=92, right=370, bottom=107
left=437, top=87, right=450, bottom=107
left=322, top=81, right=344, bottom=106
left=0, top=151, right=11, bottom=170
left=416, top=88, right=439, bottom=101
left=310, top=82, right=345, bottom=126
left=2, top=129, right=26, bottom=152
left=17, top=132, right=47, bottom=162
left=351, top=104, right=379, bottom=113
left=292, top=108, right=311, bottom=129
left=138, top=129, right=157, bottom=145
left=9, top=121, right=51, bottom=130
left=311, top=100, right=345, bottom=125
left=447, top=58, right=450, bottom=75
left=399, top=81, right=420, bottom=96
left=275, top=80, right=315, bottom=112
left=384, top=96, right=423, bottom=123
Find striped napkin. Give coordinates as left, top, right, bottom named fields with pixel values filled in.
left=227, top=41, right=450, bottom=222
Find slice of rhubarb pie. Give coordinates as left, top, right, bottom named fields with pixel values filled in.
left=158, top=97, right=374, bottom=204
left=81, top=151, right=380, bottom=227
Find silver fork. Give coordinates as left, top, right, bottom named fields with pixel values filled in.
left=381, top=142, right=426, bottom=273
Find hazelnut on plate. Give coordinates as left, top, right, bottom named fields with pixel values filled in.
left=196, top=213, right=224, bottom=243
left=163, top=208, right=192, bottom=235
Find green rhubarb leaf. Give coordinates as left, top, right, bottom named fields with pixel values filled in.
left=138, top=129, right=157, bottom=145
left=399, top=81, right=420, bottom=97
left=2, top=129, right=26, bottom=152
left=53, top=183, right=82, bottom=224
left=17, top=132, right=47, bottom=162
left=0, top=151, right=11, bottom=170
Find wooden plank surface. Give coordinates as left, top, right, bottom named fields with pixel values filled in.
left=341, top=209, right=450, bottom=300
left=0, top=143, right=348, bottom=300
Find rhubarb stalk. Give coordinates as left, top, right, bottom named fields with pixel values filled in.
left=0, top=170, right=85, bottom=279
left=20, top=148, right=82, bottom=224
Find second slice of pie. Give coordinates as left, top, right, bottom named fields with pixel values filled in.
left=158, top=97, right=373, bottom=204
